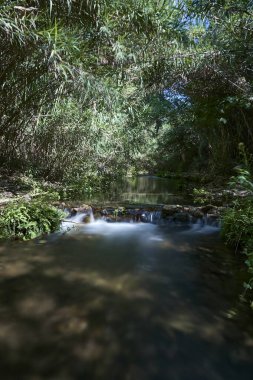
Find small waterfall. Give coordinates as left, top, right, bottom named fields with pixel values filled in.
left=61, top=205, right=220, bottom=233
left=70, top=208, right=95, bottom=224
left=141, top=210, right=162, bottom=224
left=70, top=212, right=88, bottom=223
left=190, top=218, right=205, bottom=230
left=89, top=209, right=95, bottom=223
left=61, top=208, right=95, bottom=231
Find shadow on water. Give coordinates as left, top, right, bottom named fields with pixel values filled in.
left=0, top=177, right=253, bottom=379
left=0, top=229, right=253, bottom=380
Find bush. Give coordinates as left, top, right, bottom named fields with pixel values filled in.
left=221, top=200, right=253, bottom=247
left=0, top=198, right=65, bottom=241
left=222, top=199, right=253, bottom=299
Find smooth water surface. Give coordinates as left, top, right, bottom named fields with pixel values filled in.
left=0, top=177, right=253, bottom=380
left=83, top=175, right=187, bottom=205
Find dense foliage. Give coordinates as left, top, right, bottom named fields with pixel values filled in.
left=0, top=0, right=178, bottom=182
left=153, top=0, right=253, bottom=174
left=1, top=0, right=253, bottom=180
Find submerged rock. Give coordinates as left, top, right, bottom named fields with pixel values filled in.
left=82, top=215, right=92, bottom=223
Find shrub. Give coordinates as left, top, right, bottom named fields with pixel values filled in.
left=0, top=198, right=65, bottom=241
left=221, top=200, right=253, bottom=247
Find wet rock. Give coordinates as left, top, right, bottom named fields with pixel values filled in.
left=173, top=212, right=191, bottom=223
left=93, top=212, right=101, bottom=220
left=200, top=204, right=217, bottom=214
left=82, top=215, right=92, bottom=223
left=71, top=204, right=92, bottom=215
left=100, top=208, right=115, bottom=216
left=140, top=213, right=148, bottom=223
left=190, top=208, right=204, bottom=219
left=162, top=205, right=181, bottom=216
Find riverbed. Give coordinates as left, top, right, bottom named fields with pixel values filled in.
left=0, top=176, right=252, bottom=380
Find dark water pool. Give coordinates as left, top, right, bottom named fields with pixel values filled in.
left=0, top=177, right=252, bottom=380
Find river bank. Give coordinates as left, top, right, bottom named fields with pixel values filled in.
left=0, top=172, right=244, bottom=206
left=0, top=174, right=60, bottom=206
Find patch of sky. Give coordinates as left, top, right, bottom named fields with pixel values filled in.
left=163, top=88, right=190, bottom=106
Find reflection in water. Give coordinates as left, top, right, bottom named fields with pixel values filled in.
left=83, top=175, right=187, bottom=205
left=0, top=177, right=252, bottom=379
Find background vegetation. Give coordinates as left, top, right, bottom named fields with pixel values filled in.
left=1, top=0, right=253, bottom=183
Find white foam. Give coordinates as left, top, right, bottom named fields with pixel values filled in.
left=82, top=220, right=156, bottom=237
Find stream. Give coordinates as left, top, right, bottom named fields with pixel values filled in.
left=0, top=176, right=253, bottom=380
